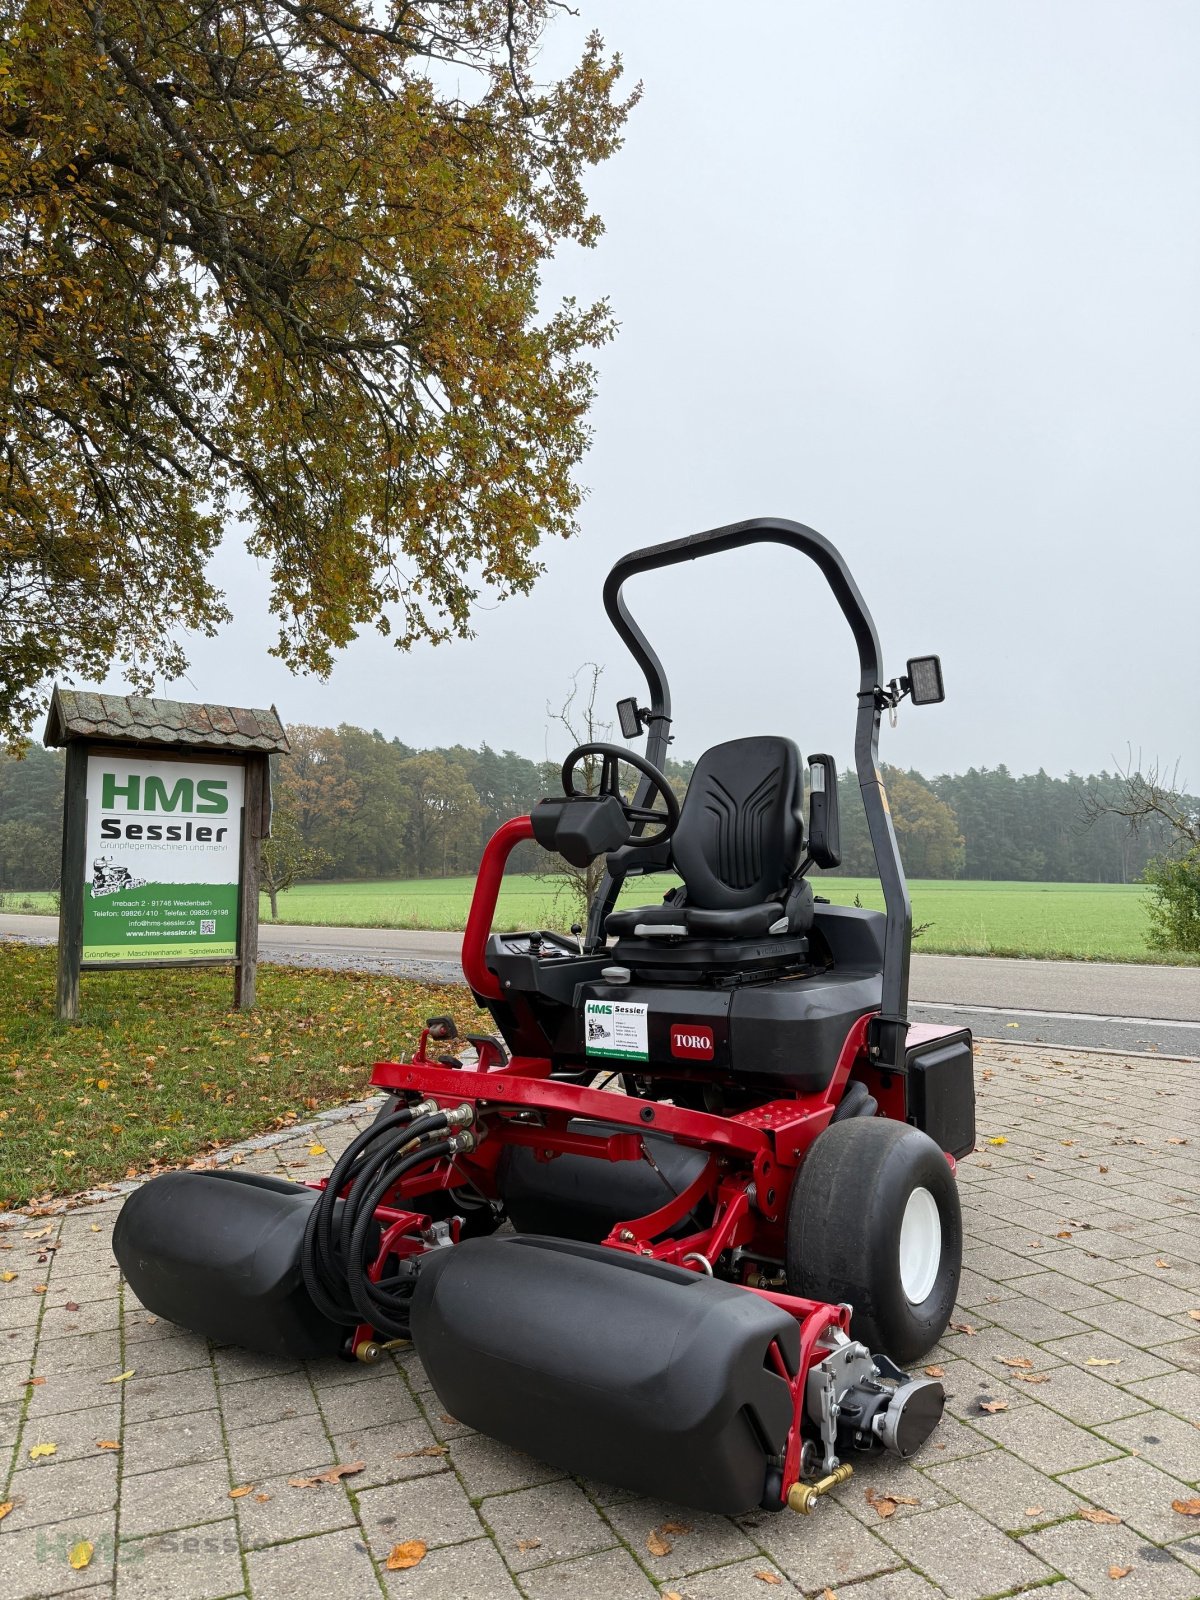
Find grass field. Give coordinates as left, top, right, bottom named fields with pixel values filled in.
left=252, top=875, right=1175, bottom=963
left=4, top=878, right=1187, bottom=964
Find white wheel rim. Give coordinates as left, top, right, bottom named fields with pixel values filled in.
left=899, top=1187, right=942, bottom=1305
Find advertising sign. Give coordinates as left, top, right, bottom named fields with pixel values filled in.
left=82, top=755, right=244, bottom=962
left=583, top=998, right=649, bottom=1061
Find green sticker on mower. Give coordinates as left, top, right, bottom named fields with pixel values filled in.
left=584, top=999, right=649, bottom=1061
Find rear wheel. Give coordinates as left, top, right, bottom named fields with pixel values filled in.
left=784, top=1117, right=961, bottom=1364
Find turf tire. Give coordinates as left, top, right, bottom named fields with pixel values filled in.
left=785, top=1116, right=961, bottom=1364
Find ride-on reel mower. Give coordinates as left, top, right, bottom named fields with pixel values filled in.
left=116, top=517, right=975, bottom=1518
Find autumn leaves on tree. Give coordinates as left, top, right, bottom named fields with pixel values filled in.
left=0, top=1, right=638, bottom=743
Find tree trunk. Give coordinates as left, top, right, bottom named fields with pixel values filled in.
left=269, top=885, right=279, bottom=919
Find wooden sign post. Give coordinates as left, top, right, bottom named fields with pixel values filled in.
left=44, top=691, right=289, bottom=1021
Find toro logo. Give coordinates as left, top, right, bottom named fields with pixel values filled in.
left=669, top=1022, right=714, bottom=1060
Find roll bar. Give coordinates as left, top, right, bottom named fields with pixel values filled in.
left=593, top=516, right=913, bottom=1070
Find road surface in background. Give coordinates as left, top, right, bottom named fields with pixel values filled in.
left=3, top=914, right=1197, bottom=1056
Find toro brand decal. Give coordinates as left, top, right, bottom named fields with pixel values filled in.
left=670, top=1023, right=715, bottom=1060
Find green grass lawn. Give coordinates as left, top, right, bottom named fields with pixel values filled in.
left=247, top=874, right=1176, bottom=963
left=0, top=943, right=474, bottom=1209
left=4, top=877, right=1187, bottom=964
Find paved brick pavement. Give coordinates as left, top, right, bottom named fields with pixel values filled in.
left=2, top=1041, right=1198, bottom=1600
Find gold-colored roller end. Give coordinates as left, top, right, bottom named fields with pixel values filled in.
left=353, top=1339, right=383, bottom=1364
left=787, top=1461, right=854, bottom=1514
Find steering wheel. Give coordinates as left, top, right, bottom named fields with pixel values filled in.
left=561, top=743, right=681, bottom=848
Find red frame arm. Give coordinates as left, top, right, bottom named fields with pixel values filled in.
left=461, top=816, right=534, bottom=1000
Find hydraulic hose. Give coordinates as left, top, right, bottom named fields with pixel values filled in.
left=300, top=1102, right=473, bottom=1340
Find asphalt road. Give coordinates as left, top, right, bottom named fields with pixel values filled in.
left=3, top=913, right=1197, bottom=1056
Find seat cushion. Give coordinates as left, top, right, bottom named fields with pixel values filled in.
left=608, top=901, right=786, bottom=939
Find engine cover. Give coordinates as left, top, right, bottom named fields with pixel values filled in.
left=410, top=1233, right=800, bottom=1514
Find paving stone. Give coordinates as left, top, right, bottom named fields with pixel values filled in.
left=515, top=1544, right=656, bottom=1600
left=211, top=1346, right=304, bottom=1386
left=379, top=1534, right=521, bottom=1600
left=1104, top=1272, right=1200, bottom=1317
left=232, top=1468, right=358, bottom=1549
left=478, top=1479, right=616, bottom=1572
left=1124, top=1368, right=1200, bottom=1421
left=599, top=1498, right=753, bottom=1582
left=7, top=1445, right=120, bottom=1533
left=1061, top=1454, right=1200, bottom=1545
left=877, top=1501, right=1054, bottom=1598
left=314, top=1370, right=417, bottom=1433
left=34, top=1328, right=122, bottom=1377
left=1039, top=1331, right=1175, bottom=1386
left=1012, top=1271, right=1118, bottom=1314
left=325, top=1414, right=451, bottom=1491
left=117, top=1519, right=244, bottom=1600
left=924, top=1446, right=1089, bottom=1533
left=15, top=1400, right=121, bottom=1465
left=38, top=1296, right=122, bottom=1340
left=1096, top=1409, right=1200, bottom=1485
left=448, top=1431, right=565, bottom=1498
left=1019, top=1364, right=1154, bottom=1427
left=903, top=1410, right=994, bottom=1463
left=119, top=1454, right=233, bottom=1537
left=216, top=1369, right=319, bottom=1430
left=414, top=1389, right=477, bottom=1441
left=744, top=1499, right=903, bottom=1591
left=121, top=1409, right=226, bottom=1476
left=934, top=1355, right=1038, bottom=1422
left=969, top=1402, right=1123, bottom=1474
left=1023, top=1517, right=1199, bottom=1598
left=1076, top=1298, right=1200, bottom=1351
left=225, top=1410, right=333, bottom=1483
left=356, top=1469, right=485, bottom=1552
left=23, top=1369, right=120, bottom=1420
left=976, top=1293, right=1092, bottom=1344
left=119, top=1332, right=213, bottom=1378
left=817, top=1569, right=949, bottom=1600
left=1161, top=1335, right=1200, bottom=1374
left=832, top=1455, right=953, bottom=1525
left=0, top=1512, right=118, bottom=1600
left=123, top=1367, right=222, bottom=1424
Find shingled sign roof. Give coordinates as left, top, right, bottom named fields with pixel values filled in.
left=43, top=689, right=290, bottom=754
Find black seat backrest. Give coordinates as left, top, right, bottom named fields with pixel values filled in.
left=671, top=736, right=805, bottom=910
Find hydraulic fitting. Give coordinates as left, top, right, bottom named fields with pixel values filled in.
left=444, top=1103, right=475, bottom=1128
left=354, top=1339, right=383, bottom=1364
left=787, top=1462, right=853, bottom=1514
left=408, top=1098, right=439, bottom=1119
left=447, top=1130, right=478, bottom=1156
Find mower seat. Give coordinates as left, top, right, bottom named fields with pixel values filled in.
left=605, top=735, right=813, bottom=944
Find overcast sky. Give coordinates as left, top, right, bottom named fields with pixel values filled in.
left=115, top=1, right=1199, bottom=783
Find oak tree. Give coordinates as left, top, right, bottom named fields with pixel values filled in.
left=0, top=0, right=637, bottom=743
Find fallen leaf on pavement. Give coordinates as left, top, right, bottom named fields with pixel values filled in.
left=385, top=1540, right=427, bottom=1571
left=646, top=1529, right=672, bottom=1556
left=28, top=1442, right=56, bottom=1459
left=1108, top=1566, right=1131, bottom=1580
left=979, top=1399, right=1009, bottom=1413
left=1085, top=1357, right=1120, bottom=1367
left=397, top=1444, right=448, bottom=1458
left=753, top=1574, right=782, bottom=1587
left=923, top=1365, right=945, bottom=1378
left=95, top=1440, right=120, bottom=1450
left=1025, top=1505, right=1044, bottom=1517
left=228, top=1485, right=255, bottom=1498
left=0, top=1272, right=16, bottom=1283
left=1080, top=1508, right=1121, bottom=1524
left=104, top=1370, right=135, bottom=1384
left=821, top=1591, right=838, bottom=1600
left=32, top=1285, right=47, bottom=1294
left=986, top=1136, right=1008, bottom=1145
left=1166, top=1137, right=1188, bottom=1145
left=865, top=1487, right=900, bottom=1518
left=516, top=1538, right=542, bottom=1552
left=1188, top=1310, right=1200, bottom=1322
left=25, top=1376, right=44, bottom=1387
left=1014, top=1373, right=1050, bottom=1384
left=661, top=1519, right=692, bottom=1534
left=254, top=1493, right=271, bottom=1502
left=998, top=1357, right=1034, bottom=1370
left=0, top=1502, right=12, bottom=1522
left=287, top=1461, right=365, bottom=1488
left=1154, top=1258, right=1171, bottom=1269
left=1172, top=1498, right=1200, bottom=1516
left=64, top=1301, right=80, bottom=1312
left=308, top=1144, right=327, bottom=1156
left=68, top=1539, right=93, bottom=1570
left=950, top=1323, right=978, bottom=1336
